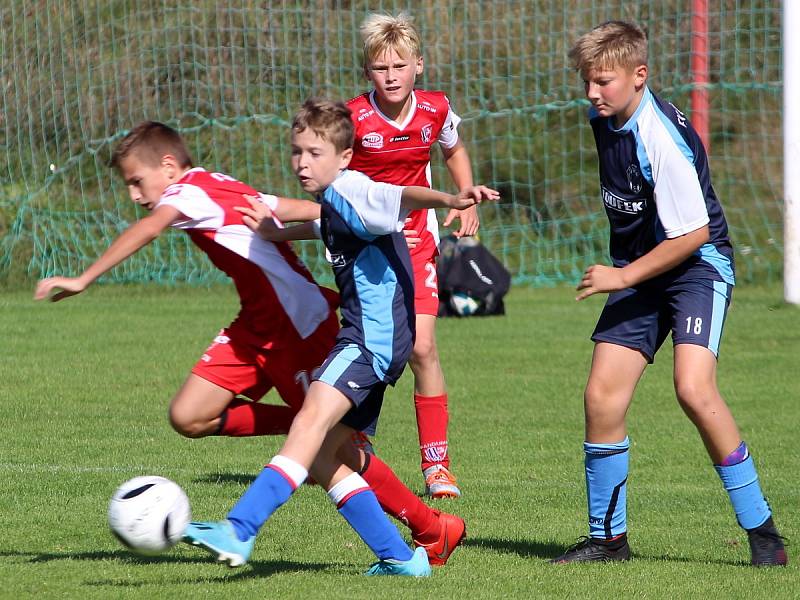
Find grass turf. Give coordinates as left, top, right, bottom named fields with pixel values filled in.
left=0, top=284, right=797, bottom=598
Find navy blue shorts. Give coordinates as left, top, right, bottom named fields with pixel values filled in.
left=312, top=341, right=387, bottom=436
left=592, top=278, right=733, bottom=363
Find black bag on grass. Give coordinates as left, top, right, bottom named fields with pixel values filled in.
left=436, top=235, right=511, bottom=317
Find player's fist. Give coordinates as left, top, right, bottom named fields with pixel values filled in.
left=235, top=194, right=282, bottom=239
left=34, top=276, right=87, bottom=302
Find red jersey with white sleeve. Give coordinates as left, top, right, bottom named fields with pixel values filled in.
left=347, top=89, right=462, bottom=262
left=157, top=168, right=334, bottom=349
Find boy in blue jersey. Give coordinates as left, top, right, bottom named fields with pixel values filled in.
left=184, top=98, right=498, bottom=576
left=552, top=21, right=786, bottom=566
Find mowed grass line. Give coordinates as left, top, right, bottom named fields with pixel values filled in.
left=0, top=284, right=797, bottom=598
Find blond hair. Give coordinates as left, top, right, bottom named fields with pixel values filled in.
left=360, top=12, right=422, bottom=66
left=110, top=121, right=193, bottom=169
left=291, top=98, right=354, bottom=153
left=568, top=20, right=648, bottom=75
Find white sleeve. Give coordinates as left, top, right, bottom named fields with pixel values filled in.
left=329, top=172, right=408, bottom=236
left=157, top=183, right=222, bottom=229
left=640, top=115, right=709, bottom=238
left=258, top=193, right=279, bottom=210
left=437, top=99, right=462, bottom=150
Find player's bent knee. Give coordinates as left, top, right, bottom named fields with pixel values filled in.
left=168, top=408, right=211, bottom=438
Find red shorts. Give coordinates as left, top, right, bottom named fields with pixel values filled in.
left=412, top=255, right=440, bottom=316
left=191, top=312, right=339, bottom=411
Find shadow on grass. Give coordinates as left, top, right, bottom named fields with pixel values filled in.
left=0, top=549, right=330, bottom=583
left=460, top=538, right=747, bottom=567
left=463, top=536, right=564, bottom=559
left=192, top=473, right=257, bottom=486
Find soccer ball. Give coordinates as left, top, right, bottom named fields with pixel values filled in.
left=108, top=476, right=191, bottom=555
left=449, top=291, right=480, bottom=316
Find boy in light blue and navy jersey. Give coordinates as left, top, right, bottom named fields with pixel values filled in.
left=552, top=21, right=786, bottom=567
left=184, top=98, right=497, bottom=576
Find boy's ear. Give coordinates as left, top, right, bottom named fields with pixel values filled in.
left=160, top=154, right=181, bottom=180
left=339, top=147, right=353, bottom=169
left=415, top=55, right=424, bottom=76
left=633, top=64, right=648, bottom=89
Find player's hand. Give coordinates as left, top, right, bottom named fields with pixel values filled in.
left=403, top=219, right=422, bottom=249
left=34, top=276, right=87, bottom=302
left=452, top=185, right=499, bottom=210
left=576, top=264, right=627, bottom=300
left=235, top=194, right=281, bottom=239
left=442, top=204, right=480, bottom=238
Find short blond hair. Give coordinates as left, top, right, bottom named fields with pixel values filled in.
left=568, top=20, right=648, bottom=75
left=360, top=12, right=422, bottom=66
left=291, top=98, right=354, bottom=153
left=110, top=121, right=193, bottom=169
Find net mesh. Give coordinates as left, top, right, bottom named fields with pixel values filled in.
left=0, top=1, right=782, bottom=288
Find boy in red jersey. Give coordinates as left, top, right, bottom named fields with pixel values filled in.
left=34, top=120, right=466, bottom=567
left=347, top=12, right=477, bottom=498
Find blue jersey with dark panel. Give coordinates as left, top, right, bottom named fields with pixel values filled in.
left=318, top=170, right=415, bottom=384
left=589, top=86, right=735, bottom=285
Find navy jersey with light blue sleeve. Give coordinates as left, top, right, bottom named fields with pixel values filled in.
left=318, top=169, right=415, bottom=384
left=590, top=86, right=734, bottom=285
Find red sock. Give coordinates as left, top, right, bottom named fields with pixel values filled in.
left=218, top=399, right=298, bottom=436
left=361, top=454, right=438, bottom=539
left=414, top=393, right=449, bottom=470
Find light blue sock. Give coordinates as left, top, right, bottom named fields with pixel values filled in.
left=585, top=437, right=630, bottom=539
left=714, top=444, right=771, bottom=530
left=227, top=466, right=295, bottom=541
left=328, top=473, right=413, bottom=562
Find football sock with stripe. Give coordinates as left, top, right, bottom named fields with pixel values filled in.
left=227, top=455, right=307, bottom=541
left=360, top=453, right=438, bottom=540
left=414, top=393, right=450, bottom=471
left=585, top=437, right=629, bottom=539
left=714, top=441, right=771, bottom=530
left=328, top=472, right=414, bottom=561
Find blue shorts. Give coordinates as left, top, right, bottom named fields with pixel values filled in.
left=592, top=278, right=732, bottom=363
left=313, top=342, right=388, bottom=436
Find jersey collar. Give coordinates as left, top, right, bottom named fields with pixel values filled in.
left=368, top=89, right=417, bottom=131
left=608, top=86, right=652, bottom=133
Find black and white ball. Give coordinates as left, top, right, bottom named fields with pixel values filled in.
left=108, top=476, right=191, bottom=555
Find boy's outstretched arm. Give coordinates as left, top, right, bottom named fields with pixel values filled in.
left=263, top=194, right=321, bottom=223
left=236, top=196, right=319, bottom=242
left=34, top=205, right=181, bottom=302
left=401, top=184, right=499, bottom=212
left=440, top=140, right=480, bottom=237
left=576, top=225, right=710, bottom=301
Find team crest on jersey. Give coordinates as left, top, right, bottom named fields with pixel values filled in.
left=626, top=164, right=643, bottom=194
left=362, top=132, right=383, bottom=149
left=421, top=123, right=433, bottom=143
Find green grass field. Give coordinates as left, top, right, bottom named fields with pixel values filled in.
left=1, top=284, right=798, bottom=598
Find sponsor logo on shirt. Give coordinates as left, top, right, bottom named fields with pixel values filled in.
left=421, top=123, right=433, bottom=143
left=329, top=253, right=346, bottom=267
left=362, top=132, right=383, bottom=149
left=417, top=102, right=437, bottom=113
left=602, top=186, right=645, bottom=214
left=357, top=108, right=375, bottom=122
left=390, top=134, right=410, bottom=143
left=626, top=164, right=643, bottom=194
left=670, top=102, right=688, bottom=128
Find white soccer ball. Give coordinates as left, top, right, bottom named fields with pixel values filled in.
left=450, top=291, right=480, bottom=316
left=108, top=475, right=191, bottom=555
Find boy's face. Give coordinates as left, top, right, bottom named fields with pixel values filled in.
left=118, top=153, right=180, bottom=210
left=582, top=64, right=647, bottom=125
left=291, top=128, right=352, bottom=194
left=365, top=47, right=423, bottom=106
